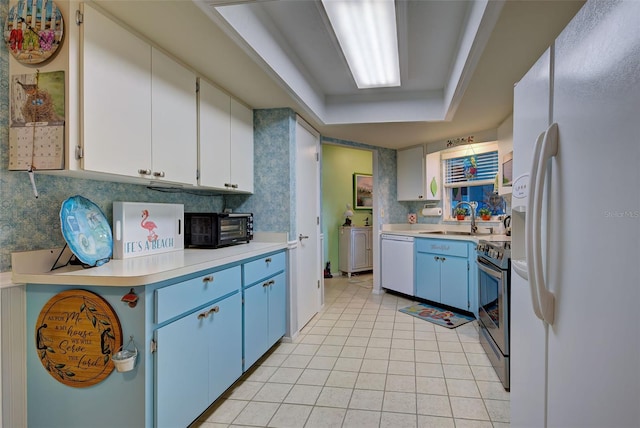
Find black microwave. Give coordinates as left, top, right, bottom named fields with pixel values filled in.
left=184, top=212, right=253, bottom=248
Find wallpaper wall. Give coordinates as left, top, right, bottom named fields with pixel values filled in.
left=227, top=108, right=296, bottom=239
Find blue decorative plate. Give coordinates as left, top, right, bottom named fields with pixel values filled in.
left=60, top=195, right=112, bottom=267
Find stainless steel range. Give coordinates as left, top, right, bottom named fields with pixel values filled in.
left=477, top=239, right=511, bottom=390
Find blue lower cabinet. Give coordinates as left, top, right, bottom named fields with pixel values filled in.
left=267, top=272, right=287, bottom=346
left=416, top=251, right=441, bottom=301
left=156, top=305, right=211, bottom=428
left=415, top=238, right=470, bottom=312
left=209, top=293, right=243, bottom=401
left=244, top=279, right=270, bottom=369
left=156, top=292, right=241, bottom=428
left=243, top=268, right=286, bottom=370
left=439, top=255, right=468, bottom=309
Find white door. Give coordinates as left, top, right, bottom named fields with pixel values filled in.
left=295, top=117, right=321, bottom=329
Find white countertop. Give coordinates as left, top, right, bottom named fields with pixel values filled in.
left=11, top=240, right=288, bottom=287
left=0, top=271, right=22, bottom=289
left=380, top=223, right=511, bottom=243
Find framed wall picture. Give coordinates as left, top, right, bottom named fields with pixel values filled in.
left=353, top=173, right=373, bottom=210
left=502, top=151, right=513, bottom=187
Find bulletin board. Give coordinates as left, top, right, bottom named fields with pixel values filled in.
left=9, top=70, right=65, bottom=170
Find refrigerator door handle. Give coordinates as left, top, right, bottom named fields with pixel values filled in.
left=524, top=131, right=546, bottom=321
left=532, top=123, right=558, bottom=325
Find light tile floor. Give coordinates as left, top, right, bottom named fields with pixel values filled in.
left=193, top=273, right=510, bottom=428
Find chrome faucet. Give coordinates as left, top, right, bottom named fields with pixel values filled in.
left=455, top=201, right=478, bottom=234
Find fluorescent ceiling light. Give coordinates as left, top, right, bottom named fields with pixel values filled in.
left=321, top=0, right=401, bottom=89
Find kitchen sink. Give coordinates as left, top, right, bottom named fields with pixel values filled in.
left=419, top=230, right=471, bottom=235
left=418, top=228, right=493, bottom=236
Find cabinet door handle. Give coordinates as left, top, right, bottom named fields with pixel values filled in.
left=153, top=171, right=165, bottom=178
left=203, top=276, right=214, bottom=283
left=299, top=234, right=309, bottom=241
left=138, top=168, right=151, bottom=175
left=434, top=256, right=440, bottom=261
left=265, top=258, right=272, bottom=264
left=197, top=312, right=207, bottom=320
left=207, top=306, right=220, bottom=315
left=224, top=183, right=233, bottom=188
left=231, top=183, right=238, bottom=189
left=441, top=257, right=446, bottom=262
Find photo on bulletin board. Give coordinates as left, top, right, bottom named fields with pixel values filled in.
left=353, top=173, right=373, bottom=210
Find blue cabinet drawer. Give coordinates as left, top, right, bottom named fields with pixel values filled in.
left=156, top=265, right=241, bottom=324
left=415, top=238, right=468, bottom=257
left=243, top=251, right=286, bottom=286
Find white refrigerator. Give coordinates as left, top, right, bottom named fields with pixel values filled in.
left=510, top=1, right=640, bottom=427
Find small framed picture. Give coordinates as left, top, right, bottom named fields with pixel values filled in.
left=502, top=151, right=513, bottom=187
left=353, top=173, right=373, bottom=210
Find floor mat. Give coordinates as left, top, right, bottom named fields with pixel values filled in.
left=398, top=302, right=474, bottom=329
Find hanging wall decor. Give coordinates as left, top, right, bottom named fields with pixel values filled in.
left=4, top=0, right=65, bottom=65
left=9, top=70, right=65, bottom=170
left=35, top=289, right=123, bottom=388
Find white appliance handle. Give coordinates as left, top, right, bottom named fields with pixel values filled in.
left=532, top=123, right=558, bottom=325
left=525, top=131, right=545, bottom=321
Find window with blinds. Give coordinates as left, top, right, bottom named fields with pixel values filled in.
left=444, top=150, right=498, bottom=187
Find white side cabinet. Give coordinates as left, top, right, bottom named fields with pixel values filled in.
left=199, top=80, right=254, bottom=193
left=397, top=145, right=425, bottom=201
left=339, top=226, right=373, bottom=277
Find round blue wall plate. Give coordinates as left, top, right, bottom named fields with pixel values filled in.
left=60, top=195, right=112, bottom=267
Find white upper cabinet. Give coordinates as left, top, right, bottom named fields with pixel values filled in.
left=81, top=6, right=198, bottom=186
left=230, top=98, right=254, bottom=193
left=151, top=48, right=198, bottom=185
left=425, top=151, right=442, bottom=200
left=81, top=3, right=152, bottom=178
left=199, top=80, right=254, bottom=193
left=397, top=145, right=425, bottom=201
left=21, top=3, right=251, bottom=191
left=199, top=79, right=231, bottom=189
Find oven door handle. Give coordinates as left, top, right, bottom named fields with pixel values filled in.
left=477, top=258, right=504, bottom=280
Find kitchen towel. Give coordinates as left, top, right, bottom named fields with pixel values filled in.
left=421, top=207, right=442, bottom=217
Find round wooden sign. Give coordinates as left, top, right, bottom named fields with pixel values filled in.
left=35, top=289, right=123, bottom=387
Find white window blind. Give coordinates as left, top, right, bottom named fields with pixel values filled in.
left=444, top=150, right=498, bottom=187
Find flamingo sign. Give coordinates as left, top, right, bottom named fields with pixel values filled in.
left=112, top=202, right=184, bottom=259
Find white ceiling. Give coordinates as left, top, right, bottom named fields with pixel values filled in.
left=94, top=0, right=585, bottom=150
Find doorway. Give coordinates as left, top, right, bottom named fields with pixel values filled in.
left=321, top=144, right=375, bottom=280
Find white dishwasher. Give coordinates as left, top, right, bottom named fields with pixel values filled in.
left=381, top=234, right=414, bottom=296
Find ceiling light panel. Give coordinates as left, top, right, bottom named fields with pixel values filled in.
left=321, top=0, right=401, bottom=89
